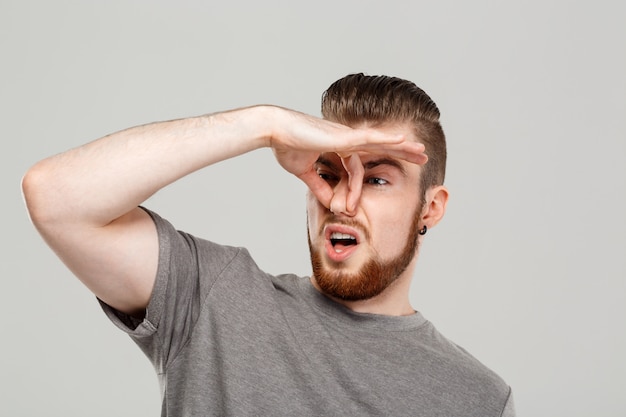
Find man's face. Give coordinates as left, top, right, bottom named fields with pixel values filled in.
left=306, top=123, right=425, bottom=301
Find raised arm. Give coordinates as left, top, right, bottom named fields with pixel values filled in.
left=22, top=107, right=269, bottom=316
left=22, top=105, right=426, bottom=316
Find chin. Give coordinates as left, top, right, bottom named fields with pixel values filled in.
left=309, top=248, right=404, bottom=302
left=308, top=237, right=419, bottom=303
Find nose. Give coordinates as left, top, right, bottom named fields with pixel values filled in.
left=329, top=178, right=354, bottom=216
left=329, top=155, right=363, bottom=216
left=330, top=175, right=363, bottom=217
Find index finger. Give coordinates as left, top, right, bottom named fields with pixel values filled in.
left=339, top=140, right=428, bottom=166
left=340, top=153, right=364, bottom=214
left=333, top=129, right=405, bottom=154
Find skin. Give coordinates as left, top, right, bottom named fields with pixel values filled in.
left=22, top=106, right=434, bottom=317
left=306, top=123, right=449, bottom=316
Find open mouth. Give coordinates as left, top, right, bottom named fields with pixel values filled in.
left=330, top=232, right=357, bottom=253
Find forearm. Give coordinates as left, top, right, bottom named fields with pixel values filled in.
left=23, top=105, right=272, bottom=228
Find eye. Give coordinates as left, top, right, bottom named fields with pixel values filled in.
left=365, top=177, right=389, bottom=186
left=318, top=170, right=339, bottom=184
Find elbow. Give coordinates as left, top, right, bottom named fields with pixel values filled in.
left=22, top=161, right=59, bottom=227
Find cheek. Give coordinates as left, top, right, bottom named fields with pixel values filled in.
left=368, top=207, right=414, bottom=254
left=306, top=193, right=322, bottom=238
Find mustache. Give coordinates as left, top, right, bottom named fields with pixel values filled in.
left=319, top=216, right=372, bottom=242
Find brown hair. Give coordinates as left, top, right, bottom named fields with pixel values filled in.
left=321, top=73, right=447, bottom=192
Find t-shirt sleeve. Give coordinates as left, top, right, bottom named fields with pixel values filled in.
left=99, top=207, right=242, bottom=373
left=499, top=388, right=516, bottom=417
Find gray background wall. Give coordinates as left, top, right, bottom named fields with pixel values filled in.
left=2, top=1, right=625, bottom=416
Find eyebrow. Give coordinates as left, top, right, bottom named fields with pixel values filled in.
left=315, top=156, right=340, bottom=171
left=363, top=158, right=408, bottom=177
left=315, top=156, right=407, bottom=177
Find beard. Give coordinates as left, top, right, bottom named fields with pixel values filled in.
left=307, top=204, right=423, bottom=302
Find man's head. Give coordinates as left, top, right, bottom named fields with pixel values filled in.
left=307, top=73, right=448, bottom=309
left=321, top=73, right=447, bottom=197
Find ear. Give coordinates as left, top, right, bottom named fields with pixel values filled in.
left=421, top=185, right=449, bottom=229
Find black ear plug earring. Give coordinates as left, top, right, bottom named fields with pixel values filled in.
left=418, top=225, right=427, bottom=235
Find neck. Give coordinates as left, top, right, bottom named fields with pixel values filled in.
left=310, top=270, right=415, bottom=316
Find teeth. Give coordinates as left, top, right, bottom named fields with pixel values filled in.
left=330, top=232, right=356, bottom=240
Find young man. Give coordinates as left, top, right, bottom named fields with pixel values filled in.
left=23, top=73, right=515, bottom=416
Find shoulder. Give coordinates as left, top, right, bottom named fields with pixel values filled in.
left=145, top=207, right=246, bottom=268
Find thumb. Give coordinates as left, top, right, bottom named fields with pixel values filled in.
left=299, top=169, right=334, bottom=209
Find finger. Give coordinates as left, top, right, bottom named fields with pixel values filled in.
left=299, top=170, right=334, bottom=209
left=373, top=143, right=428, bottom=165
left=324, top=126, right=403, bottom=154
left=345, top=129, right=406, bottom=147
left=341, top=141, right=428, bottom=166
left=341, top=153, right=364, bottom=214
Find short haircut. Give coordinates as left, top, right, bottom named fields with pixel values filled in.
left=321, top=73, right=447, bottom=193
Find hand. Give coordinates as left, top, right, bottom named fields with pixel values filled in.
left=268, top=107, right=428, bottom=211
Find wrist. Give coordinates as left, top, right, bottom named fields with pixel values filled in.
left=249, top=105, right=282, bottom=149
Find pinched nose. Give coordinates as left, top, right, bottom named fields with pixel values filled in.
left=329, top=173, right=363, bottom=216
left=329, top=178, right=353, bottom=216
left=328, top=153, right=365, bottom=217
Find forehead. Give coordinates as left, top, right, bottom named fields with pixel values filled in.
left=316, top=121, right=421, bottom=172
left=350, top=120, right=419, bottom=141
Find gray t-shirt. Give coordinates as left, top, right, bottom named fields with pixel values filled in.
left=101, top=209, right=515, bottom=416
